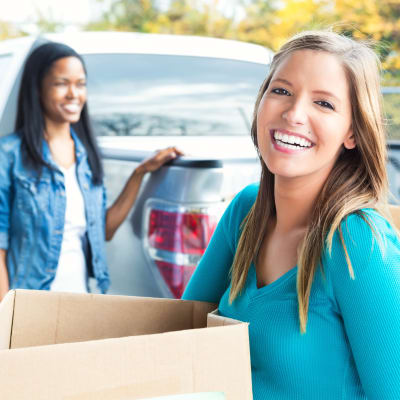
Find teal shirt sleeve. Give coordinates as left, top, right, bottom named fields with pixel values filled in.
left=324, top=211, right=400, bottom=399
left=182, top=183, right=259, bottom=303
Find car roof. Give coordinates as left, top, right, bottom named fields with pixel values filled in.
left=40, top=31, right=273, bottom=65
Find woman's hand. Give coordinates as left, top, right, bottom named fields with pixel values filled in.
left=136, top=147, right=184, bottom=176
left=105, top=146, right=184, bottom=241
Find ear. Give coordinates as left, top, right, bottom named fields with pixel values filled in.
left=343, top=128, right=356, bottom=150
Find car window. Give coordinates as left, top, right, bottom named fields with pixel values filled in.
left=83, top=54, right=269, bottom=136
left=0, top=53, right=12, bottom=78
left=383, top=88, right=400, bottom=140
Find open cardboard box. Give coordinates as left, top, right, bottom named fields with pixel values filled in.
left=0, top=290, right=252, bottom=400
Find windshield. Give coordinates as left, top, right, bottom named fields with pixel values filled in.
left=83, top=54, right=269, bottom=136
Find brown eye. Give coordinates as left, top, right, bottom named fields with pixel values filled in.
left=271, top=88, right=291, bottom=96
left=315, top=100, right=334, bottom=110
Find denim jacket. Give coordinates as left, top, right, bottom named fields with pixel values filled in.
left=0, top=130, right=110, bottom=293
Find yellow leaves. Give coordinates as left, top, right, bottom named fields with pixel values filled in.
left=0, top=21, right=25, bottom=41
left=235, top=0, right=399, bottom=84
left=237, top=0, right=335, bottom=51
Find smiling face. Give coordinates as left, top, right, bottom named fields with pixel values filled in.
left=40, top=56, right=87, bottom=128
left=256, top=49, right=355, bottom=185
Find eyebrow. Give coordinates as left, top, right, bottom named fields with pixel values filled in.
left=270, top=78, right=341, bottom=104
left=312, top=90, right=341, bottom=104
left=53, top=76, right=86, bottom=81
left=271, top=78, right=293, bottom=87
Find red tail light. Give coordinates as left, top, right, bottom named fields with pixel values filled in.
left=148, top=210, right=216, bottom=255
left=154, top=261, right=196, bottom=299
left=144, top=202, right=222, bottom=299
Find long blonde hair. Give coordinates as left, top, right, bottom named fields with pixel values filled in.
left=229, top=30, right=389, bottom=333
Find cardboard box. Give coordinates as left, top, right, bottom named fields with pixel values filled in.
left=140, top=393, right=225, bottom=399
left=0, top=290, right=252, bottom=400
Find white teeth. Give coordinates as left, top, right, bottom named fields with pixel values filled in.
left=63, top=104, right=80, bottom=113
left=273, top=130, right=312, bottom=148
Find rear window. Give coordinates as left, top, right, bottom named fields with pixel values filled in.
left=83, top=54, right=269, bottom=136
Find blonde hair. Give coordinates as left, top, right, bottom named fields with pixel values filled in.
left=229, top=30, right=390, bottom=333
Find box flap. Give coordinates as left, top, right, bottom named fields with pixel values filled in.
left=0, top=323, right=252, bottom=399
left=191, top=300, right=218, bottom=329
left=10, top=290, right=216, bottom=349
left=207, top=310, right=246, bottom=327
left=0, top=290, right=15, bottom=350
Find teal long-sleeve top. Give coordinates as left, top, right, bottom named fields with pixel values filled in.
left=182, top=184, right=400, bottom=400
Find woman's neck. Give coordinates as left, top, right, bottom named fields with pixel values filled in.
left=43, top=119, right=75, bottom=168
left=273, top=174, right=326, bottom=234
left=44, top=119, right=71, bottom=142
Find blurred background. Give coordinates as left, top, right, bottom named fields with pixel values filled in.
left=1, top=0, right=399, bottom=138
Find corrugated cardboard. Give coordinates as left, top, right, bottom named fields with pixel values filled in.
left=0, top=290, right=252, bottom=400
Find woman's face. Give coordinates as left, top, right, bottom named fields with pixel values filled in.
left=256, top=49, right=355, bottom=185
left=40, top=56, right=87, bottom=126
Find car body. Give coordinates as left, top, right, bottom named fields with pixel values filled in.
left=0, top=32, right=399, bottom=298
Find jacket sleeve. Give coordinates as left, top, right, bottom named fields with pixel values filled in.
left=182, top=184, right=258, bottom=303
left=325, top=212, right=400, bottom=399
left=0, top=145, right=12, bottom=250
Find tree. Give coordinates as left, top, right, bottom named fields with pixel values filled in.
left=87, top=0, right=234, bottom=37
left=0, top=21, right=25, bottom=41
left=237, top=0, right=400, bottom=83
left=87, top=0, right=160, bottom=32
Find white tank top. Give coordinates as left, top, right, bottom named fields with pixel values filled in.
left=50, top=163, right=88, bottom=293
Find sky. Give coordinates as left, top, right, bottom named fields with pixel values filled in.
left=0, top=0, right=105, bottom=24
left=0, top=0, right=241, bottom=27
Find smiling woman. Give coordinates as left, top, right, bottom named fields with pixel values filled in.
left=0, top=41, right=181, bottom=299
left=257, top=49, right=356, bottom=183
left=40, top=57, right=87, bottom=128
left=183, top=30, right=400, bottom=399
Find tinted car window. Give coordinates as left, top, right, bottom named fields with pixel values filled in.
left=83, top=54, right=269, bottom=136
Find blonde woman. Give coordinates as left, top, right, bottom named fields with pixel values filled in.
left=183, top=31, right=400, bottom=399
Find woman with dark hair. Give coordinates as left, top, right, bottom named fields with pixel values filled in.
left=0, top=42, right=181, bottom=299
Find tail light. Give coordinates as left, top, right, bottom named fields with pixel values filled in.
left=143, top=199, right=224, bottom=298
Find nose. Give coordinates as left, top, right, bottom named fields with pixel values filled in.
left=281, top=97, right=307, bottom=126
left=66, top=84, right=78, bottom=98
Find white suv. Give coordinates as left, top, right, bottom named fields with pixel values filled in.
left=0, top=32, right=272, bottom=297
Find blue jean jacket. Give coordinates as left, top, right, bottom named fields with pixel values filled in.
left=0, top=130, right=110, bottom=293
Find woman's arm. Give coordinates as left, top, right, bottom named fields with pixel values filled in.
left=0, top=249, right=9, bottom=301
left=105, top=147, right=182, bottom=241
left=326, top=212, right=400, bottom=399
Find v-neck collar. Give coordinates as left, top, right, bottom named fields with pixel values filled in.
left=247, top=263, right=298, bottom=298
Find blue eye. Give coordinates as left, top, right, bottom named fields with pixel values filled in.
left=315, top=100, right=334, bottom=110
left=271, top=88, right=291, bottom=96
